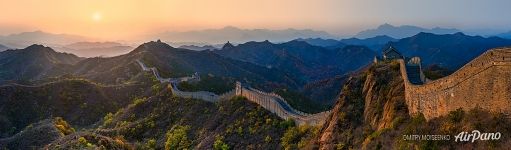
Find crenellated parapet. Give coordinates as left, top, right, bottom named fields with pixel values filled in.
left=400, top=47, right=511, bottom=120
left=234, top=83, right=332, bottom=125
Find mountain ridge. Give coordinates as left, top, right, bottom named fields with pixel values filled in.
left=149, top=26, right=336, bottom=44
left=388, top=32, right=511, bottom=69
left=355, top=23, right=460, bottom=39
left=0, top=44, right=83, bottom=81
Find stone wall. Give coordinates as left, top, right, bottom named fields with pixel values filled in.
left=400, top=48, right=511, bottom=120
left=168, top=83, right=234, bottom=102
left=136, top=60, right=331, bottom=125
left=238, top=85, right=331, bottom=125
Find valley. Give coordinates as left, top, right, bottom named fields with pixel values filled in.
left=3, top=0, right=511, bottom=149
left=1, top=32, right=511, bottom=149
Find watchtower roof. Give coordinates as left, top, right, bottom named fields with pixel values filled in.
left=383, top=46, right=402, bottom=56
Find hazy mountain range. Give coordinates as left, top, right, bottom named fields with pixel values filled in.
left=1, top=24, right=511, bottom=66
left=297, top=35, right=397, bottom=52
left=0, top=31, right=91, bottom=48
left=149, top=26, right=337, bottom=44
left=177, top=45, right=218, bottom=51
left=55, top=42, right=133, bottom=58
left=497, top=31, right=511, bottom=39
left=355, top=23, right=461, bottom=39
left=2, top=24, right=511, bottom=49
left=0, top=44, right=9, bottom=51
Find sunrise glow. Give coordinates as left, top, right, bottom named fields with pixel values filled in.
left=92, top=12, right=102, bottom=22
left=0, top=0, right=510, bottom=40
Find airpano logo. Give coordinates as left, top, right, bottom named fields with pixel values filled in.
left=454, top=130, right=501, bottom=142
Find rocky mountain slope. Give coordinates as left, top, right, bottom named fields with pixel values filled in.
left=44, top=93, right=293, bottom=149
left=313, top=61, right=511, bottom=149
left=0, top=117, right=74, bottom=150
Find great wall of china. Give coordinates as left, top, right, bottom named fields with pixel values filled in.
left=136, top=60, right=331, bottom=125
left=136, top=47, right=510, bottom=124
left=400, top=47, right=511, bottom=120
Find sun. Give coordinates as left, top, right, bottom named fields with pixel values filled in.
left=92, top=12, right=102, bottom=22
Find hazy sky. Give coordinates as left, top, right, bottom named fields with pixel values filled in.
left=1, top=0, right=510, bottom=40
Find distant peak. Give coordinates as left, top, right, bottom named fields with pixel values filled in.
left=222, top=41, right=235, bottom=50
left=30, top=30, right=45, bottom=34
left=378, top=23, right=394, bottom=28
left=24, top=44, right=58, bottom=54
left=222, top=26, right=240, bottom=30
left=453, top=32, right=465, bottom=36
left=415, top=32, right=433, bottom=36
left=141, top=40, right=173, bottom=49
left=26, top=44, right=47, bottom=49
left=374, top=35, right=390, bottom=38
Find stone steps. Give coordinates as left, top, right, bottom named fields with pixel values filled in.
left=406, top=65, right=423, bottom=84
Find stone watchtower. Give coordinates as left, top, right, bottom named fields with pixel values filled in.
left=374, top=45, right=404, bottom=63
left=383, top=46, right=403, bottom=60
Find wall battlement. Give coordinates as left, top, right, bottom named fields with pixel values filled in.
left=400, top=48, right=511, bottom=120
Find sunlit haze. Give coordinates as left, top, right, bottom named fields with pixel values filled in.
left=1, top=0, right=511, bottom=40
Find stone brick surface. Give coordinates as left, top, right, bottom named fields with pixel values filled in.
left=400, top=48, right=511, bottom=120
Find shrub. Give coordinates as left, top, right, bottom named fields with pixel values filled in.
left=448, top=108, right=464, bottom=123
left=264, top=135, right=272, bottom=143
left=236, top=126, right=243, bottom=136
left=78, top=137, right=87, bottom=145
left=279, top=118, right=296, bottom=129
left=146, top=139, right=157, bottom=150
left=213, top=135, right=230, bottom=150
left=152, top=84, right=162, bottom=93
left=103, top=113, right=114, bottom=126
left=133, top=97, right=147, bottom=106
left=54, top=117, right=75, bottom=135
left=281, top=127, right=300, bottom=150
left=77, top=136, right=93, bottom=148
left=165, top=125, right=191, bottom=150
